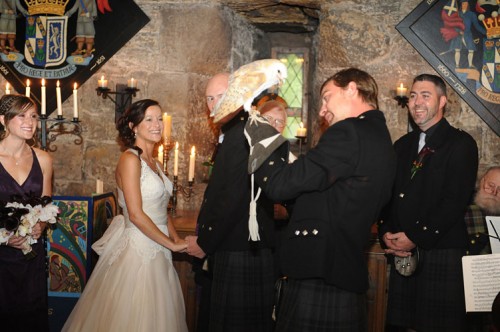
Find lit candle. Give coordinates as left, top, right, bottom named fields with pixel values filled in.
left=56, top=80, right=62, bottom=117
left=5, top=83, right=10, bottom=95
left=162, top=112, right=172, bottom=141
left=127, top=78, right=137, bottom=88
left=296, top=122, right=307, bottom=137
left=41, top=79, right=46, bottom=116
left=157, top=145, right=164, bottom=164
left=98, top=75, right=108, bottom=88
left=396, top=83, right=407, bottom=97
left=73, top=83, right=78, bottom=119
left=173, top=142, right=179, bottom=176
left=188, top=146, right=195, bottom=182
left=25, top=79, right=30, bottom=97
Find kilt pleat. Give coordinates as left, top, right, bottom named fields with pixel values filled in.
left=209, top=249, right=274, bottom=332
left=386, top=247, right=466, bottom=332
left=275, top=278, right=367, bottom=332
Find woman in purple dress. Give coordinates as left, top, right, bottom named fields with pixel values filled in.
left=0, top=94, right=53, bottom=332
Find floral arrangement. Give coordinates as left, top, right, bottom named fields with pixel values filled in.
left=410, top=146, right=435, bottom=179
left=0, top=195, right=59, bottom=259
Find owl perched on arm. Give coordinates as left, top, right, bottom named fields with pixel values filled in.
left=211, top=59, right=288, bottom=123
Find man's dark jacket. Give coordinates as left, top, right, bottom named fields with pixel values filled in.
left=378, top=118, right=478, bottom=250
left=255, top=110, right=396, bottom=293
left=197, top=111, right=275, bottom=254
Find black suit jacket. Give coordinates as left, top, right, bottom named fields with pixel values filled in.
left=255, top=110, right=396, bottom=293
left=197, top=111, right=275, bottom=254
left=379, top=118, right=478, bottom=250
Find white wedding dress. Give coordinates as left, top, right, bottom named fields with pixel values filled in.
left=62, top=151, right=188, bottom=332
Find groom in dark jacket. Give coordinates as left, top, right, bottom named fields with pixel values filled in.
left=247, top=68, right=396, bottom=331
left=379, top=74, right=478, bottom=332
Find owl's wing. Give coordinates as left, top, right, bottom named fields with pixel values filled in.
left=212, top=72, right=268, bottom=123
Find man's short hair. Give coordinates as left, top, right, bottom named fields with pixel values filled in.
left=413, top=74, right=447, bottom=97
left=321, top=68, right=379, bottom=109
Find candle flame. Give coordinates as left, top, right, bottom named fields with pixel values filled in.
left=101, top=75, right=104, bottom=81
left=175, top=142, right=179, bottom=149
left=6, top=83, right=9, bottom=89
left=41, top=79, right=45, bottom=86
left=191, top=146, right=196, bottom=155
left=399, top=83, right=404, bottom=89
left=74, top=83, right=77, bottom=90
left=300, top=122, right=304, bottom=128
left=158, top=145, right=163, bottom=154
left=57, top=80, right=60, bottom=87
left=26, top=79, right=30, bottom=87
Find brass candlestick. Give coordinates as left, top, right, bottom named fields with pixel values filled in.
left=162, top=136, right=175, bottom=176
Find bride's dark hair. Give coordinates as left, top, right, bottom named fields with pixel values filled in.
left=116, top=99, right=160, bottom=153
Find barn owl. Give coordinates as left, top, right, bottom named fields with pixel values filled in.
left=210, top=59, right=288, bottom=123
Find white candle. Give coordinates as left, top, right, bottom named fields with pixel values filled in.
left=127, top=78, right=137, bottom=88
left=162, top=112, right=172, bottom=141
left=73, top=83, right=78, bottom=119
left=157, top=145, right=164, bottom=163
left=396, top=83, right=407, bottom=97
left=98, top=75, right=108, bottom=88
left=96, top=179, right=104, bottom=194
left=5, top=83, right=10, bottom=95
left=296, top=122, right=307, bottom=137
left=41, top=79, right=46, bottom=116
left=56, top=80, right=62, bottom=116
left=173, top=142, right=179, bottom=176
left=25, top=79, right=30, bottom=97
left=188, top=146, right=195, bottom=182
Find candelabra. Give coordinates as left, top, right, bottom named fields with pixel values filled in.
left=159, top=137, right=194, bottom=216
left=394, top=94, right=416, bottom=132
left=96, top=84, right=139, bottom=121
left=161, top=137, right=175, bottom=175
left=394, top=95, right=409, bottom=109
left=170, top=176, right=193, bottom=216
left=39, top=114, right=82, bottom=152
left=295, top=135, right=306, bottom=155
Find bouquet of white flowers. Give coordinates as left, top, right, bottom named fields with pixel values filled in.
left=0, top=195, right=59, bottom=259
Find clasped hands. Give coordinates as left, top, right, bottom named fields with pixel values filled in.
left=184, top=235, right=206, bottom=259
left=382, top=231, right=416, bottom=258
left=5, top=222, right=46, bottom=250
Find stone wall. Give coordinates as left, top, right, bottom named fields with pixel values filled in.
left=2, top=0, right=498, bottom=210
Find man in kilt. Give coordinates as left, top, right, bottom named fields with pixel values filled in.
left=379, top=74, right=478, bottom=331
left=246, top=68, right=396, bottom=331
left=186, top=73, right=276, bottom=332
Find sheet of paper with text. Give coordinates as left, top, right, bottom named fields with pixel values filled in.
left=462, top=253, right=500, bottom=312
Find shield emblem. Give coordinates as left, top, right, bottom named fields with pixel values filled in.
left=24, top=16, right=68, bottom=67
left=481, top=38, right=500, bottom=93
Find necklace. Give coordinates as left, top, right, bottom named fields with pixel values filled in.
left=0, top=144, right=29, bottom=166
left=142, top=157, right=161, bottom=176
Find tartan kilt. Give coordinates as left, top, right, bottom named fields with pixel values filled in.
left=209, top=249, right=275, bottom=332
left=386, top=247, right=466, bottom=332
left=275, top=278, right=367, bottom=332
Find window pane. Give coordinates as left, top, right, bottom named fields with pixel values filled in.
left=277, top=53, right=304, bottom=109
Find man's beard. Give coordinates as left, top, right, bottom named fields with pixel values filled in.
left=474, top=191, right=500, bottom=215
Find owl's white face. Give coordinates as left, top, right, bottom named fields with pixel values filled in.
left=271, top=61, right=288, bottom=86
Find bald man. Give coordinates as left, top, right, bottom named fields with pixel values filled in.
left=186, top=73, right=276, bottom=332
left=205, top=73, right=229, bottom=114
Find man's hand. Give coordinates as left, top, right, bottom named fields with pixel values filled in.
left=185, top=235, right=206, bottom=259
left=382, top=231, right=416, bottom=257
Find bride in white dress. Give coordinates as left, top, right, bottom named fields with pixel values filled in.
left=63, top=99, right=188, bottom=332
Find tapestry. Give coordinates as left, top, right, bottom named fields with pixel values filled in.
left=397, top=0, right=500, bottom=135
left=0, top=0, right=150, bottom=117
